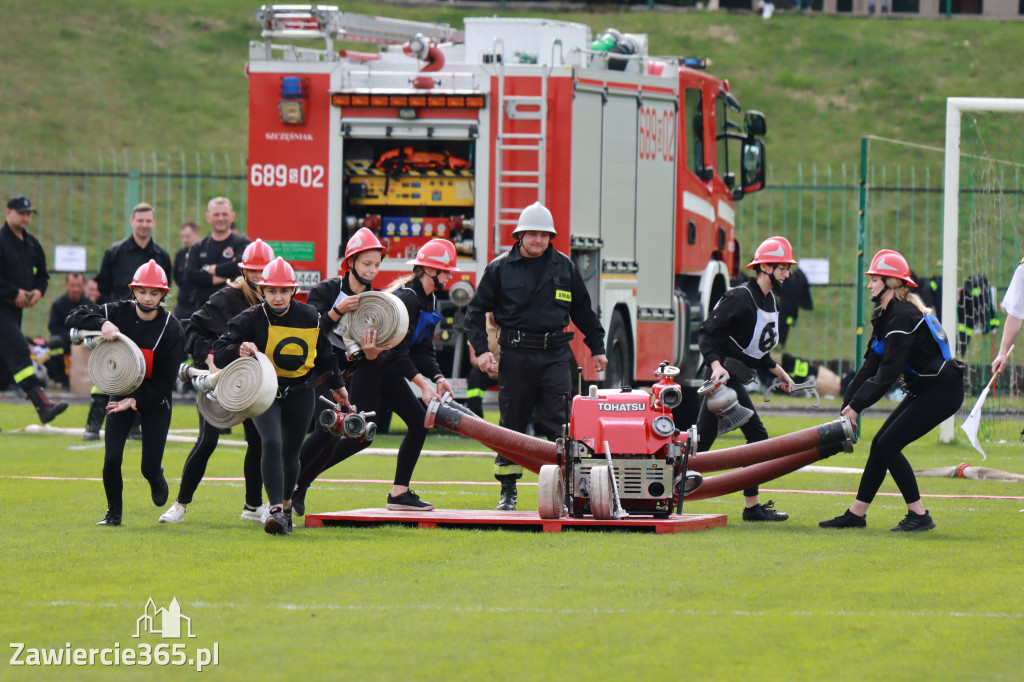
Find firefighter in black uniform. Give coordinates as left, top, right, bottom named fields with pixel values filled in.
left=213, top=257, right=344, bottom=535
left=696, top=236, right=796, bottom=522
left=0, top=195, right=68, bottom=423
left=292, top=227, right=386, bottom=515
left=182, top=197, right=251, bottom=310
left=46, top=272, right=87, bottom=390
left=158, top=239, right=277, bottom=525
left=171, top=220, right=201, bottom=320
left=465, top=202, right=608, bottom=511
left=820, top=249, right=964, bottom=532
left=95, top=203, right=173, bottom=301
left=67, top=260, right=185, bottom=526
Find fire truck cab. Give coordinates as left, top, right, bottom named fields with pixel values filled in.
left=246, top=6, right=767, bottom=388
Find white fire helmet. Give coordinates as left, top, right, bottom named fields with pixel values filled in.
left=511, top=202, right=557, bottom=238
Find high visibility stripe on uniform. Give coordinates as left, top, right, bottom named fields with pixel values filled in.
left=466, top=388, right=485, bottom=399
left=493, top=464, right=523, bottom=477
left=90, top=385, right=104, bottom=395
left=14, top=366, right=35, bottom=383
left=49, top=347, right=65, bottom=357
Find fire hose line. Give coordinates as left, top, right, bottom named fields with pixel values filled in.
left=195, top=391, right=244, bottom=429
left=425, top=397, right=558, bottom=474
left=73, top=330, right=147, bottom=396
left=686, top=442, right=845, bottom=502
left=333, top=291, right=409, bottom=360
left=690, top=417, right=855, bottom=473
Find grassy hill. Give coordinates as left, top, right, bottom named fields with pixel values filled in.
left=2, top=0, right=1022, bottom=171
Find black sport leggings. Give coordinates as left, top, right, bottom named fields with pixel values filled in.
left=253, top=389, right=314, bottom=507
left=175, top=407, right=263, bottom=508
left=102, top=397, right=173, bottom=514
left=696, top=375, right=770, bottom=498
left=856, top=382, right=964, bottom=505
left=296, top=363, right=427, bottom=490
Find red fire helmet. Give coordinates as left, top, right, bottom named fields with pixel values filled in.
left=746, top=236, right=797, bottom=269
left=129, top=259, right=170, bottom=291
left=240, top=239, right=276, bottom=272
left=865, top=249, right=917, bottom=287
left=342, top=228, right=386, bottom=271
left=406, top=239, right=460, bottom=272
left=258, top=257, right=298, bottom=288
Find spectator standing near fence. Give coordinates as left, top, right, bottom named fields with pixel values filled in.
left=95, top=203, right=173, bottom=302
left=182, top=197, right=250, bottom=308
left=0, top=195, right=69, bottom=424
left=46, top=272, right=86, bottom=391
left=172, top=220, right=201, bottom=320
left=991, top=256, right=1024, bottom=376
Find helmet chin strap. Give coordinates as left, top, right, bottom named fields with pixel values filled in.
left=267, top=301, right=290, bottom=317
left=761, top=265, right=782, bottom=290
left=134, top=293, right=164, bottom=313
left=349, top=265, right=373, bottom=288
left=431, top=274, right=445, bottom=292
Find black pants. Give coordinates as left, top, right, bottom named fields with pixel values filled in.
left=254, top=388, right=315, bottom=507
left=856, top=380, right=964, bottom=505
left=494, top=346, right=573, bottom=478
left=0, top=311, right=40, bottom=391
left=102, top=396, right=173, bottom=514
left=175, top=407, right=263, bottom=507
left=696, top=374, right=769, bottom=498
left=297, top=362, right=428, bottom=490
left=465, top=366, right=497, bottom=419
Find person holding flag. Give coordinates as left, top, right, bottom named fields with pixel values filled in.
left=820, top=249, right=964, bottom=533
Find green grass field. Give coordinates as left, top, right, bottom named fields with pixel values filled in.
left=3, top=400, right=1023, bottom=680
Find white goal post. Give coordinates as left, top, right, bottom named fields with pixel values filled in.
left=940, top=97, right=1024, bottom=442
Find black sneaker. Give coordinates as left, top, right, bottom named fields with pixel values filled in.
left=819, top=509, right=867, bottom=529
left=149, top=470, right=168, bottom=507
left=285, top=507, right=293, bottom=533
left=264, top=506, right=289, bottom=535
left=83, top=429, right=100, bottom=442
left=386, top=489, right=435, bottom=511
left=742, top=500, right=789, bottom=522
left=292, top=486, right=307, bottom=517
left=891, top=510, right=936, bottom=532
left=96, top=511, right=122, bottom=526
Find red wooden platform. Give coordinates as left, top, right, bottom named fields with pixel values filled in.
left=304, top=508, right=727, bottom=534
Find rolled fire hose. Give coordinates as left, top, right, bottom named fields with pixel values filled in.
left=332, top=291, right=409, bottom=361
left=195, top=391, right=245, bottom=429
left=179, top=353, right=278, bottom=420
left=69, top=328, right=146, bottom=396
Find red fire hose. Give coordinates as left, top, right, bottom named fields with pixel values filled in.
left=686, top=442, right=845, bottom=501
left=689, top=418, right=855, bottom=473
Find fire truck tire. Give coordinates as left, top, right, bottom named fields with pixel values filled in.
left=537, top=465, right=564, bottom=519
left=589, top=465, right=614, bottom=520
left=604, top=309, right=632, bottom=390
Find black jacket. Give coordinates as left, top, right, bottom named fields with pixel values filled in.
left=184, top=281, right=261, bottom=369
left=844, top=298, right=962, bottom=413
left=172, top=246, right=197, bottom=317
left=306, top=275, right=362, bottom=377
left=698, top=278, right=780, bottom=373
left=0, top=223, right=49, bottom=317
left=212, top=300, right=342, bottom=391
left=182, top=233, right=251, bottom=307
left=465, top=243, right=605, bottom=358
left=95, top=236, right=172, bottom=301
left=65, top=300, right=185, bottom=406
left=382, top=277, right=442, bottom=382
left=49, top=294, right=90, bottom=341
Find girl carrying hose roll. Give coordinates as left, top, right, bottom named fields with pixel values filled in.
left=66, top=259, right=185, bottom=527
left=212, top=257, right=343, bottom=535
left=820, top=249, right=964, bottom=532
left=158, top=239, right=275, bottom=526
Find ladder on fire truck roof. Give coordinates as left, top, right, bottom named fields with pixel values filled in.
left=256, top=5, right=464, bottom=52
left=493, top=38, right=549, bottom=248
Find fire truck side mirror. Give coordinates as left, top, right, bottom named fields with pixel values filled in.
left=740, top=138, right=766, bottom=195
left=744, top=110, right=767, bottom=137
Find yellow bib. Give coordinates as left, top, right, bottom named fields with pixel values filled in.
left=265, top=325, right=319, bottom=379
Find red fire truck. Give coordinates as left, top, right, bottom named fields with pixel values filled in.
left=246, top=6, right=767, bottom=389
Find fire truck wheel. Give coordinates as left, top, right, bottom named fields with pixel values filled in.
left=589, top=465, right=614, bottom=520
left=604, top=309, right=632, bottom=390
left=537, top=465, right=564, bottom=519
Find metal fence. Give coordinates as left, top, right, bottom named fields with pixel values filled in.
left=2, top=154, right=1006, bottom=386
left=0, top=152, right=249, bottom=339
